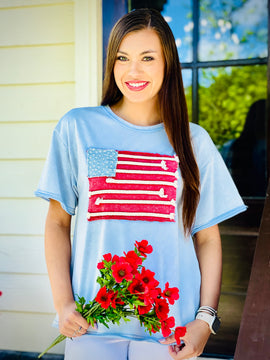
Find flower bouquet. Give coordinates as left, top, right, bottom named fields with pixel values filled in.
left=38, top=240, right=186, bottom=358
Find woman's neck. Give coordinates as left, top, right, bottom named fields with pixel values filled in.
left=111, top=98, right=161, bottom=127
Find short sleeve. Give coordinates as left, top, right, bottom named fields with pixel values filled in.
left=35, top=125, right=78, bottom=215
left=191, top=125, right=247, bottom=236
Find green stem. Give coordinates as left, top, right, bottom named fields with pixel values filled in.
left=38, top=334, right=66, bottom=358
left=82, top=302, right=101, bottom=319
left=38, top=304, right=101, bottom=358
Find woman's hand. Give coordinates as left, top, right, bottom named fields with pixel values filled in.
left=58, top=301, right=91, bottom=338
left=160, top=319, right=211, bottom=359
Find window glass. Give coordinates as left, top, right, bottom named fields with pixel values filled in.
left=199, top=65, right=267, bottom=197
left=161, top=0, right=193, bottom=62
left=199, top=0, right=268, bottom=61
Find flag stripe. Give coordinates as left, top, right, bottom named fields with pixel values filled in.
left=117, top=160, right=168, bottom=169
left=118, top=153, right=179, bottom=162
left=106, top=178, right=178, bottom=187
left=115, top=169, right=178, bottom=177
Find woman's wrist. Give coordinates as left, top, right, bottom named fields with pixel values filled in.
left=55, top=297, right=75, bottom=315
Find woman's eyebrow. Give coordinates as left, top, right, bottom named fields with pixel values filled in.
left=141, top=50, right=157, bottom=55
left=117, top=50, right=128, bottom=55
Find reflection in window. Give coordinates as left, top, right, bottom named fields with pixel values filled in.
left=220, top=100, right=267, bottom=197
left=199, top=65, right=267, bottom=197
left=199, top=0, right=268, bottom=61
left=161, top=0, right=193, bottom=63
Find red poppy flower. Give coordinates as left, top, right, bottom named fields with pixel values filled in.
left=138, top=267, right=159, bottom=289
left=128, top=278, right=146, bottom=296
left=135, top=240, right=153, bottom=257
left=97, top=261, right=104, bottom=269
left=174, top=326, right=187, bottom=345
left=162, top=282, right=179, bottom=305
left=124, top=250, right=142, bottom=271
left=95, top=286, right=112, bottom=309
left=161, top=316, right=175, bottom=337
left=143, top=287, right=161, bottom=306
left=111, top=254, right=120, bottom=264
left=138, top=303, right=152, bottom=315
left=111, top=260, right=133, bottom=283
left=103, top=253, right=112, bottom=262
left=97, top=253, right=112, bottom=269
left=154, top=298, right=170, bottom=320
left=107, top=290, right=121, bottom=309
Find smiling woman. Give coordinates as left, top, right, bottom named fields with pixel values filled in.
left=35, top=8, right=246, bottom=360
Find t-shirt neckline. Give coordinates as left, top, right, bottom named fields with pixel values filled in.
left=103, top=105, right=164, bottom=132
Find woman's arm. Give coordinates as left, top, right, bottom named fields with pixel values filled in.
left=161, top=224, right=222, bottom=359
left=45, top=199, right=90, bottom=337
left=194, top=224, right=222, bottom=309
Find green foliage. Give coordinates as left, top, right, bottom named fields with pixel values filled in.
left=197, top=65, right=266, bottom=148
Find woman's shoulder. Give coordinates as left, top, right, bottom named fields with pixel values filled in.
left=189, top=122, right=218, bottom=164
left=50, top=106, right=107, bottom=145
left=55, top=106, right=106, bottom=132
left=189, top=122, right=211, bottom=141
left=189, top=122, right=215, bottom=148
left=59, top=106, right=105, bottom=123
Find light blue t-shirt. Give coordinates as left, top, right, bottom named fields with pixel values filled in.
left=35, top=106, right=246, bottom=342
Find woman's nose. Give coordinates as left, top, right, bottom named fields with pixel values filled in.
left=128, top=61, right=143, bottom=76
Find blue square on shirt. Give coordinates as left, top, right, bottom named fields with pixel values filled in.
left=87, top=148, right=117, bottom=177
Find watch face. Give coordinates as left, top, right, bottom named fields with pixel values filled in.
left=212, top=317, right=221, bottom=334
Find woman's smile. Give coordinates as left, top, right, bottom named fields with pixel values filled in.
left=125, top=81, right=150, bottom=91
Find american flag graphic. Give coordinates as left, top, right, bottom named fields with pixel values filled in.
left=87, top=148, right=179, bottom=222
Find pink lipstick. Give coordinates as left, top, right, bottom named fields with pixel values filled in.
left=125, top=81, right=149, bottom=91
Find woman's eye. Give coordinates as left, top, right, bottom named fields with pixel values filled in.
left=143, top=56, right=154, bottom=61
left=117, top=56, right=128, bottom=61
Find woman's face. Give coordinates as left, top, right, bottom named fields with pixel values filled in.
left=113, top=29, right=165, bottom=106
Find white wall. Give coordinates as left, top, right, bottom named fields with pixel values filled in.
left=0, top=0, right=102, bottom=354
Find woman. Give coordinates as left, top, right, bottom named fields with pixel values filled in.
left=35, top=9, right=246, bottom=360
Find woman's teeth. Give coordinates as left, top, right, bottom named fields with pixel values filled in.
left=128, top=82, right=147, bottom=87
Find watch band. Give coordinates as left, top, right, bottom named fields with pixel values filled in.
left=195, top=311, right=220, bottom=334
left=197, top=305, right=217, bottom=316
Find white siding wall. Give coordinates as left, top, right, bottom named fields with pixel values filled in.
left=0, top=0, right=102, bottom=354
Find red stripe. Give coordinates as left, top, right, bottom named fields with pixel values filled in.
left=88, top=214, right=174, bottom=222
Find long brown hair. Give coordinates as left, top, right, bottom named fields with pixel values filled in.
left=101, top=9, right=200, bottom=235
